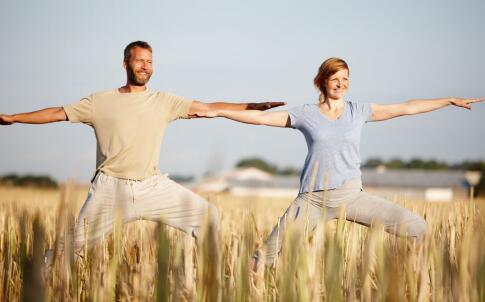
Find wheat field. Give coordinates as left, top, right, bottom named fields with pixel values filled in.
left=0, top=184, right=484, bottom=301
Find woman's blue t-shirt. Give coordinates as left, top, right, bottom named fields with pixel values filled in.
left=288, top=101, right=372, bottom=192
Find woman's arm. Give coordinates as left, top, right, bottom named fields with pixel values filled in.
left=0, top=107, right=67, bottom=125
left=370, top=97, right=483, bottom=122
left=189, top=109, right=291, bottom=128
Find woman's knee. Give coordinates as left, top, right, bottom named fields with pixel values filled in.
left=406, top=215, right=428, bottom=240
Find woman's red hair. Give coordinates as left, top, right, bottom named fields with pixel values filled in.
left=314, top=57, right=349, bottom=100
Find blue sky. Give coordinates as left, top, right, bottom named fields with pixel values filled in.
left=1, top=0, right=484, bottom=182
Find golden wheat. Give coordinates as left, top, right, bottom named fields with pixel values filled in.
left=0, top=185, right=484, bottom=301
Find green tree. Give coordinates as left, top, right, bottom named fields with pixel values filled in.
left=362, top=157, right=384, bottom=168
left=386, top=158, right=405, bottom=169
left=236, top=157, right=278, bottom=174
left=278, top=167, right=301, bottom=176
left=0, top=174, right=58, bottom=188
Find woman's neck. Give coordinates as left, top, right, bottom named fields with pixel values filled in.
left=320, top=97, right=344, bottom=111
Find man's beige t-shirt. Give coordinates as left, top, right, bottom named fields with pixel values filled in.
left=63, top=89, right=193, bottom=181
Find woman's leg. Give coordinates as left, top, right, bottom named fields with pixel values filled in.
left=344, top=191, right=428, bottom=239
left=261, top=192, right=333, bottom=266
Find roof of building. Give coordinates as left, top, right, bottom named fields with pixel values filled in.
left=227, top=168, right=469, bottom=189
left=361, top=169, right=468, bottom=188
left=227, top=176, right=300, bottom=188
left=192, top=167, right=470, bottom=191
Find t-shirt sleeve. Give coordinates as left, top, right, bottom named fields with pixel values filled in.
left=360, top=102, right=373, bottom=122
left=287, top=105, right=305, bottom=129
left=63, top=96, right=94, bottom=125
left=165, top=93, right=194, bottom=121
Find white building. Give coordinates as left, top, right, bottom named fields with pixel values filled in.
left=190, top=167, right=471, bottom=201
left=362, top=167, right=468, bottom=201
left=190, top=167, right=299, bottom=198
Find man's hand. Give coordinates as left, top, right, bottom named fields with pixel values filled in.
left=247, top=102, right=286, bottom=111
left=188, top=101, right=286, bottom=117
left=0, top=114, right=14, bottom=125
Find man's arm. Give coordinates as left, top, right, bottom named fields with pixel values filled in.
left=0, top=107, right=68, bottom=125
left=370, top=97, right=483, bottom=122
left=187, top=100, right=286, bottom=116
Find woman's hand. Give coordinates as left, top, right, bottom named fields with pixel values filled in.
left=450, top=97, right=484, bottom=110
left=188, top=110, right=219, bottom=118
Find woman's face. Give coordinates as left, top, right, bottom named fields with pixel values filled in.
left=325, top=69, right=349, bottom=100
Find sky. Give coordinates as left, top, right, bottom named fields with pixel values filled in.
left=1, top=0, right=484, bottom=183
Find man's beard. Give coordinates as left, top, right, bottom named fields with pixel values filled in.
left=127, top=65, right=152, bottom=86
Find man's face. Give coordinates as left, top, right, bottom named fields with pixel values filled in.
left=125, top=47, right=153, bottom=86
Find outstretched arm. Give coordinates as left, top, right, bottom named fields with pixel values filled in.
left=187, top=100, right=286, bottom=116
left=190, top=109, right=290, bottom=128
left=0, top=107, right=67, bottom=125
left=370, top=97, right=483, bottom=122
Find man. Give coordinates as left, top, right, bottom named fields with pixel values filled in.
left=0, top=41, right=284, bottom=262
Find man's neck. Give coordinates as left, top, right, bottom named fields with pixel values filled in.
left=118, top=84, right=148, bottom=93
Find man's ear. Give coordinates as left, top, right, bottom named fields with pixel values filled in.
left=123, top=60, right=127, bottom=70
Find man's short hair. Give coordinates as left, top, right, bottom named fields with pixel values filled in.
left=124, top=41, right=152, bottom=62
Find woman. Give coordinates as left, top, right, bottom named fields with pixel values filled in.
left=191, top=57, right=483, bottom=267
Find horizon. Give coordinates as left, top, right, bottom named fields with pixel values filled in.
left=1, top=156, right=483, bottom=184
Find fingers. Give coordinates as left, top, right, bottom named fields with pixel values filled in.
left=270, top=102, right=287, bottom=107
left=262, top=102, right=287, bottom=110
left=454, top=97, right=483, bottom=110
left=463, top=97, right=483, bottom=103
left=249, top=101, right=287, bottom=111
left=188, top=112, right=204, bottom=118
left=188, top=112, right=217, bottom=119
left=464, top=98, right=483, bottom=109
left=456, top=102, right=471, bottom=110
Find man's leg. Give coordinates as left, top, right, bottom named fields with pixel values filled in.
left=135, top=174, right=220, bottom=237
left=72, top=177, right=135, bottom=256
left=48, top=174, right=136, bottom=263
left=344, top=191, right=428, bottom=240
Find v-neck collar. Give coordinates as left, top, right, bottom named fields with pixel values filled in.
left=316, top=101, right=346, bottom=122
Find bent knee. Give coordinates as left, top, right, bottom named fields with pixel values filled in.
left=406, top=215, right=428, bottom=240
left=207, top=203, right=220, bottom=229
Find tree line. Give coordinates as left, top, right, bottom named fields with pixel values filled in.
left=237, top=157, right=485, bottom=174
left=0, top=174, right=58, bottom=188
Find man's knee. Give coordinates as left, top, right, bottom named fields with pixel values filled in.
left=191, top=202, right=220, bottom=239
left=207, top=203, right=220, bottom=230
